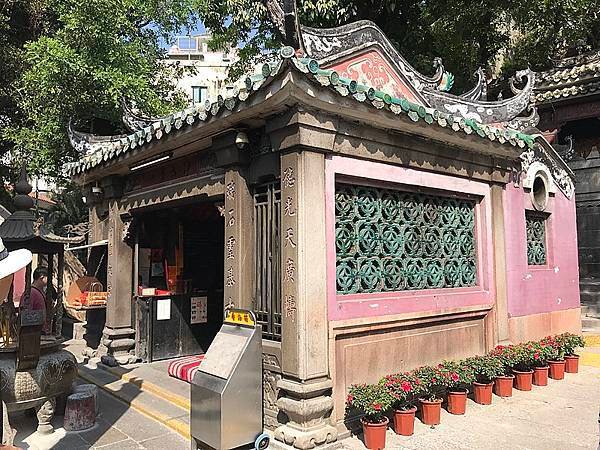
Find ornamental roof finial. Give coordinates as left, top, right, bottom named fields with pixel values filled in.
left=13, top=166, right=34, bottom=212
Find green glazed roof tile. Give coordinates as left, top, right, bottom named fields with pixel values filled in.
left=66, top=45, right=537, bottom=176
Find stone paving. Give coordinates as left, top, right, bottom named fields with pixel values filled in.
left=11, top=386, right=189, bottom=449
left=341, top=365, right=600, bottom=450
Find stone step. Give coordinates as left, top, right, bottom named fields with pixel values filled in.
left=581, top=304, right=600, bottom=318
left=582, top=316, right=600, bottom=333
left=77, top=361, right=190, bottom=439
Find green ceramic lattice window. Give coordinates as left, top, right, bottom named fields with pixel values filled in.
left=526, top=213, right=547, bottom=266
left=335, top=184, right=477, bottom=294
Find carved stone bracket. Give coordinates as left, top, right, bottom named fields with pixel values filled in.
left=274, top=378, right=338, bottom=449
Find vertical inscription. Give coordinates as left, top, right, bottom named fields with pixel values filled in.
left=281, top=161, right=298, bottom=324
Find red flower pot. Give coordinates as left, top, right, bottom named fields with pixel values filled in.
left=447, top=389, right=468, bottom=415
left=564, top=355, right=579, bottom=373
left=419, top=398, right=442, bottom=425
left=361, top=417, right=388, bottom=450
left=494, top=375, right=514, bottom=397
left=473, top=381, right=493, bottom=405
left=393, top=407, right=417, bottom=436
left=513, top=370, right=533, bottom=391
left=549, top=360, right=565, bottom=380
left=533, top=366, right=548, bottom=386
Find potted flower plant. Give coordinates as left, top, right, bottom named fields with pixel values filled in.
left=412, top=366, right=445, bottom=425
left=510, top=342, right=536, bottom=390
left=346, top=383, right=393, bottom=450
left=465, top=355, right=504, bottom=405
left=437, top=360, right=475, bottom=415
left=489, top=345, right=517, bottom=397
left=540, top=335, right=566, bottom=380
left=558, top=333, right=585, bottom=373
left=531, top=341, right=552, bottom=386
left=381, top=372, right=423, bottom=436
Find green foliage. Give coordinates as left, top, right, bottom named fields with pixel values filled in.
left=411, top=365, right=446, bottom=402
left=556, top=332, right=585, bottom=357
left=1, top=0, right=200, bottom=181
left=346, top=383, right=393, bottom=423
left=465, top=354, right=505, bottom=384
left=436, top=360, right=475, bottom=392
left=201, top=0, right=600, bottom=94
left=380, top=372, right=424, bottom=410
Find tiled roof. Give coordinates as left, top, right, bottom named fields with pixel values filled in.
left=533, top=51, right=600, bottom=104
left=65, top=47, right=537, bottom=176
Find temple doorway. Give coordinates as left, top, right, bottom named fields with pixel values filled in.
left=134, top=201, right=224, bottom=362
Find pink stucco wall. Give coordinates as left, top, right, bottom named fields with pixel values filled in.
left=325, top=155, right=496, bottom=322
left=504, top=183, right=580, bottom=317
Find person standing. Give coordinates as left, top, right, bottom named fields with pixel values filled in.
left=22, top=267, right=48, bottom=334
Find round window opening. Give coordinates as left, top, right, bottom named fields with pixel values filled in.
left=532, top=173, right=549, bottom=211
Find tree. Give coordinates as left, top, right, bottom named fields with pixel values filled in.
left=1, top=0, right=200, bottom=182
left=200, top=0, right=600, bottom=92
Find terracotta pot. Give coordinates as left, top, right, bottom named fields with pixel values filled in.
left=548, top=360, right=565, bottom=380
left=513, top=370, right=533, bottom=391
left=493, top=375, right=514, bottom=397
left=447, top=389, right=468, bottom=415
left=532, top=366, right=548, bottom=386
left=419, top=398, right=442, bottom=425
left=564, top=355, right=579, bottom=373
left=361, top=417, right=389, bottom=450
left=473, top=381, right=493, bottom=405
left=393, top=406, right=417, bottom=436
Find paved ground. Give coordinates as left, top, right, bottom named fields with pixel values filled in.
left=11, top=385, right=189, bottom=450
left=342, top=365, right=600, bottom=450
left=16, top=337, right=600, bottom=449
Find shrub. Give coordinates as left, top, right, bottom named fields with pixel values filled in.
left=510, top=341, right=552, bottom=371
left=437, top=360, right=475, bottom=392
left=556, top=333, right=585, bottom=356
left=489, top=344, right=519, bottom=375
left=411, top=366, right=445, bottom=401
left=380, top=372, right=424, bottom=410
left=539, top=335, right=564, bottom=361
left=346, top=383, right=393, bottom=424
left=465, top=355, right=505, bottom=384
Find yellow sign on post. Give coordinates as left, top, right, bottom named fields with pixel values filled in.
left=224, top=308, right=256, bottom=327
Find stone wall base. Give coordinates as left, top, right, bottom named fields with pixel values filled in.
left=330, top=307, right=490, bottom=427
left=97, top=326, right=137, bottom=366
left=508, top=307, right=582, bottom=343
left=269, top=438, right=343, bottom=450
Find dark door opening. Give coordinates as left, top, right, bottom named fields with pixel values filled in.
left=135, top=201, right=224, bottom=361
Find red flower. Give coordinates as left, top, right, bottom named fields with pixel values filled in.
left=373, top=403, right=382, bottom=411
left=451, top=373, right=460, bottom=382
left=431, top=377, right=437, bottom=383
left=534, top=352, right=540, bottom=360
left=414, top=378, right=421, bottom=385
left=347, top=395, right=354, bottom=403
left=401, top=381, right=412, bottom=392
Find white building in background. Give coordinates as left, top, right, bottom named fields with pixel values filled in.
left=166, top=34, right=237, bottom=105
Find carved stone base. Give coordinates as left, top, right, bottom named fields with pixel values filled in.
left=97, top=327, right=136, bottom=366
left=274, top=379, right=338, bottom=449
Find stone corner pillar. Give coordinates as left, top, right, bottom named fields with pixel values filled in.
left=273, top=379, right=339, bottom=450
left=273, top=149, right=338, bottom=449
left=99, top=179, right=136, bottom=366
left=222, top=168, right=253, bottom=311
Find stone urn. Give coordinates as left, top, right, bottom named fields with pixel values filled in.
left=0, top=343, right=77, bottom=434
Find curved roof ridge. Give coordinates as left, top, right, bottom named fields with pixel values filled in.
left=65, top=47, right=539, bottom=178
